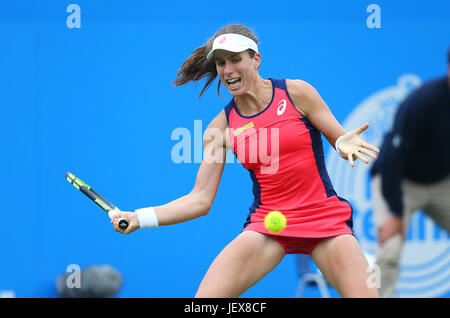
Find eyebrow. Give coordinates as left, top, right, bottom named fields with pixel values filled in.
left=215, top=53, right=240, bottom=61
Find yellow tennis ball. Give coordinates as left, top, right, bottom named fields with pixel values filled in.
left=264, top=211, right=286, bottom=233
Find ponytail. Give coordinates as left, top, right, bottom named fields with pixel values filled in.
left=172, top=44, right=220, bottom=98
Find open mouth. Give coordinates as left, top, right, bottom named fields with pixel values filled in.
left=226, top=77, right=241, bottom=89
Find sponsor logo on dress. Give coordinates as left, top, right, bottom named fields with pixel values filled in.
left=277, top=100, right=287, bottom=116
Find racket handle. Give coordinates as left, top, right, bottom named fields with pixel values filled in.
left=118, top=219, right=129, bottom=231
left=108, top=210, right=129, bottom=231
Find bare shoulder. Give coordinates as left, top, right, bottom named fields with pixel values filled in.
left=206, top=109, right=228, bottom=131
left=286, top=79, right=325, bottom=116
left=286, top=79, right=318, bottom=101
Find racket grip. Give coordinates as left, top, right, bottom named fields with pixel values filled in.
left=108, top=209, right=129, bottom=231
left=118, top=219, right=129, bottom=231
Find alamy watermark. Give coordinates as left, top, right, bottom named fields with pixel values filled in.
left=66, top=4, right=81, bottom=29
left=170, top=120, right=280, bottom=174
left=367, top=263, right=381, bottom=289
left=65, top=264, right=81, bottom=289
left=366, top=4, right=381, bottom=29
left=65, top=4, right=381, bottom=30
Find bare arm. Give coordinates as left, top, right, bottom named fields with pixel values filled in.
left=112, top=110, right=229, bottom=233
left=286, top=79, right=379, bottom=166
left=155, top=111, right=228, bottom=225
left=286, top=79, right=346, bottom=146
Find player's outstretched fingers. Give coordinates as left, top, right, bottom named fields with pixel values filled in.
left=359, top=147, right=378, bottom=160
left=355, top=123, right=370, bottom=135
left=362, top=142, right=380, bottom=154
left=355, top=152, right=369, bottom=164
left=347, top=153, right=355, bottom=167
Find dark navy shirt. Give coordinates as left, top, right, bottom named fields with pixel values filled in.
left=371, top=75, right=450, bottom=217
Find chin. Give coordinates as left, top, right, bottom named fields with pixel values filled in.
left=228, top=87, right=247, bottom=97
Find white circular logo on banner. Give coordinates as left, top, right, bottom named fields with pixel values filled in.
left=326, top=74, right=450, bottom=297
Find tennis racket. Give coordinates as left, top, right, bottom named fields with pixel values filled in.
left=65, top=172, right=129, bottom=231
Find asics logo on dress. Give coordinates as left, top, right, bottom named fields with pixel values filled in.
left=277, top=100, right=287, bottom=116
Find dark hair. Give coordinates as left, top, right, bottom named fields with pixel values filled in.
left=172, top=24, right=258, bottom=98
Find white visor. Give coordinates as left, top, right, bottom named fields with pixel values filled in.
left=207, top=33, right=258, bottom=60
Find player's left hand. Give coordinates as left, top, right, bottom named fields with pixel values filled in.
left=337, top=123, right=380, bottom=167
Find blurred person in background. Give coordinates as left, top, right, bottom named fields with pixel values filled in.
left=370, top=48, right=450, bottom=297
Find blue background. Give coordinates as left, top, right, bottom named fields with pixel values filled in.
left=1, top=0, right=449, bottom=297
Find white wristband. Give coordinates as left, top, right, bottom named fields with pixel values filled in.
left=135, top=207, right=159, bottom=228
left=335, top=135, right=346, bottom=157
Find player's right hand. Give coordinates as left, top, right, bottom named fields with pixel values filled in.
left=111, top=211, right=140, bottom=234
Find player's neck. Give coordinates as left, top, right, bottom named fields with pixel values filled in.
left=234, top=76, right=272, bottom=115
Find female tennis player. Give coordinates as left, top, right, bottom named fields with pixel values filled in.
left=112, top=24, right=380, bottom=298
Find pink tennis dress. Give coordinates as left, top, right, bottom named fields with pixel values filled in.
left=224, top=78, right=354, bottom=254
